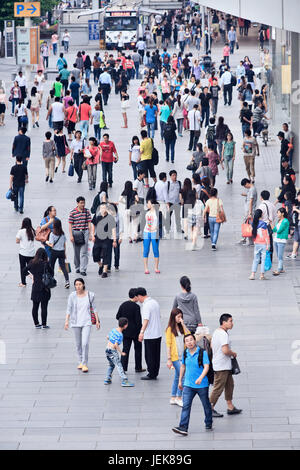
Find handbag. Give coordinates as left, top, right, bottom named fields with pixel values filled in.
left=216, top=198, right=226, bottom=224
left=88, top=292, right=97, bottom=325
left=68, top=159, right=74, bottom=177
left=58, top=262, right=71, bottom=274
left=72, top=210, right=88, bottom=245
left=241, top=218, right=253, bottom=238
left=6, top=189, right=12, bottom=200
left=141, top=115, right=146, bottom=128
left=231, top=357, right=241, bottom=375
left=186, top=160, right=198, bottom=172
left=64, top=135, right=70, bottom=155
left=42, top=263, right=57, bottom=289
left=26, top=99, right=31, bottom=109
left=264, top=250, right=272, bottom=272
left=35, top=218, right=51, bottom=243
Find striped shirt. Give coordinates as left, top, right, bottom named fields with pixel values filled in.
left=68, top=208, right=91, bottom=230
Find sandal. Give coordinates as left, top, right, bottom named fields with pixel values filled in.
left=155, top=269, right=160, bottom=274
left=249, top=274, right=255, bottom=280
left=144, top=270, right=150, bottom=274
left=273, top=271, right=280, bottom=276
left=260, top=274, right=265, bottom=280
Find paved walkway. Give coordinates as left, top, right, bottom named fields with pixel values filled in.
left=0, top=32, right=300, bottom=450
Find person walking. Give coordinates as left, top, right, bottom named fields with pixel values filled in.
left=78, top=96, right=91, bottom=140
left=84, top=137, right=101, bottom=191
left=46, top=219, right=70, bottom=288
left=9, top=81, right=22, bottom=116
left=166, top=308, right=190, bottom=407
left=137, top=287, right=162, bottom=381
left=12, top=126, right=31, bottom=166
left=9, top=155, right=28, bottom=214
left=99, top=133, right=118, bottom=188
left=243, top=129, right=259, bottom=183
left=23, top=248, right=53, bottom=329
left=164, top=115, right=177, bottom=163
left=144, top=99, right=158, bottom=139
left=249, top=209, right=270, bottom=280
left=15, top=99, right=28, bottom=130
left=46, top=97, right=65, bottom=131
left=68, top=196, right=92, bottom=276
left=188, top=104, right=201, bottom=152
left=172, top=333, right=213, bottom=435
left=54, top=127, right=69, bottom=173
left=203, top=188, right=225, bottom=250
left=65, top=99, right=77, bottom=141
left=210, top=314, right=242, bottom=418
left=65, top=278, right=100, bottom=373
left=172, top=276, right=202, bottom=333
left=16, top=218, right=35, bottom=287
left=91, top=201, right=116, bottom=279
left=99, top=68, right=112, bottom=106
left=0, top=87, right=8, bottom=126
left=221, top=132, right=236, bottom=184
left=116, top=288, right=145, bottom=373
left=42, top=131, right=56, bottom=183
left=129, top=136, right=141, bottom=180
left=270, top=208, right=290, bottom=276
left=70, top=130, right=85, bottom=183
left=143, top=196, right=160, bottom=274
left=172, top=94, right=184, bottom=137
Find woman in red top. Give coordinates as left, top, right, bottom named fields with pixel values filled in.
left=78, top=96, right=91, bottom=139
left=65, top=99, right=77, bottom=141
left=84, top=137, right=102, bottom=190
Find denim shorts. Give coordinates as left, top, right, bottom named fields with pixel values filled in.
left=294, top=225, right=300, bottom=243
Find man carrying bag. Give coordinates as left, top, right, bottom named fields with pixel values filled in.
left=68, top=196, right=92, bottom=276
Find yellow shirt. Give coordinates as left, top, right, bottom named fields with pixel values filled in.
left=140, top=138, right=153, bottom=161
left=205, top=198, right=223, bottom=218
left=165, top=326, right=190, bottom=362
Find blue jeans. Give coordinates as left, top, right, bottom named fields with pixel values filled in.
left=12, top=98, right=19, bottom=114
left=179, top=386, right=212, bottom=430
left=134, top=62, right=140, bottom=79
left=131, top=161, right=138, bottom=180
left=52, top=43, right=57, bottom=55
left=223, top=155, right=234, bottom=181
left=165, top=139, right=176, bottom=162
left=85, top=68, right=91, bottom=79
left=105, top=348, right=127, bottom=381
left=13, top=185, right=24, bottom=212
left=171, top=360, right=182, bottom=397
left=80, top=120, right=89, bottom=139
left=143, top=231, right=159, bottom=258
left=94, top=124, right=101, bottom=142
left=252, top=243, right=267, bottom=273
left=177, top=118, right=184, bottom=136
left=274, top=241, right=286, bottom=271
left=147, top=121, right=155, bottom=139
left=242, top=123, right=250, bottom=137
left=230, top=40, right=235, bottom=54
left=201, top=107, right=210, bottom=127
left=160, top=121, right=166, bottom=140
left=208, top=217, right=221, bottom=245
left=101, top=161, right=113, bottom=185
left=64, top=41, right=69, bottom=52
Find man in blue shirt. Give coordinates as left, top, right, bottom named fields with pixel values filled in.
left=172, top=334, right=213, bottom=435
left=70, top=76, right=80, bottom=106
left=99, top=68, right=112, bottom=105
left=104, top=318, right=134, bottom=387
left=228, top=27, right=237, bottom=54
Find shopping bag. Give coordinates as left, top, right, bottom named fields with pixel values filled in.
left=58, top=262, right=71, bottom=274
left=241, top=218, right=252, bottom=238
left=68, top=160, right=74, bottom=177
left=264, top=250, right=272, bottom=272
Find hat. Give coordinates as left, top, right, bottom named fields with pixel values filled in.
left=277, top=132, right=285, bottom=138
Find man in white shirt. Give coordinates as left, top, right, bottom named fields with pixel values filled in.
left=210, top=314, right=242, bottom=418
left=133, top=169, right=146, bottom=204
left=46, top=97, right=65, bottom=130
left=16, top=71, right=27, bottom=100
left=220, top=66, right=233, bottom=106
left=188, top=104, right=201, bottom=151
left=137, top=287, right=162, bottom=380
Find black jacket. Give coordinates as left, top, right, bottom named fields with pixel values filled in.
left=24, top=261, right=53, bottom=303
left=116, top=301, right=142, bottom=338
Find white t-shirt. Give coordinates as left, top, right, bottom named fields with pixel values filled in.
left=16, top=228, right=35, bottom=257
left=71, top=138, right=85, bottom=153
left=34, top=74, right=45, bottom=92
left=51, top=102, right=64, bottom=122
left=133, top=178, right=145, bottom=199
left=142, top=297, right=162, bottom=340
left=154, top=180, right=168, bottom=202
left=188, top=109, right=201, bottom=131
left=138, top=95, right=144, bottom=112
left=129, top=144, right=140, bottom=163
left=74, top=294, right=92, bottom=327
left=211, top=328, right=232, bottom=371
left=16, top=104, right=26, bottom=117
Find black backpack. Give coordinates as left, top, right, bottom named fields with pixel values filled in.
left=231, top=74, right=237, bottom=86
left=206, top=124, right=216, bottom=143
left=151, top=139, right=159, bottom=165
left=183, top=343, right=214, bottom=385
left=167, top=180, right=182, bottom=192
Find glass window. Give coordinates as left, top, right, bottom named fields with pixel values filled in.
left=104, top=17, right=137, bottom=31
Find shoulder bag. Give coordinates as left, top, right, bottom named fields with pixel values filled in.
left=216, top=198, right=226, bottom=224
left=72, top=210, right=88, bottom=245
left=42, top=262, right=57, bottom=289
left=35, top=217, right=51, bottom=243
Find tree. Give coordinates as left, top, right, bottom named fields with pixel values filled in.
left=0, top=0, right=60, bottom=31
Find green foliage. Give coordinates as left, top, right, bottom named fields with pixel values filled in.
left=0, top=0, right=60, bottom=31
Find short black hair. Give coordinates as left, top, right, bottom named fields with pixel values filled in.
left=16, top=155, right=23, bottom=163
left=103, top=133, right=109, bottom=139
left=261, top=190, right=270, bottom=201
left=118, top=317, right=128, bottom=328
left=241, top=178, right=251, bottom=187
left=45, top=131, right=52, bottom=139
left=169, top=170, right=177, bottom=176
left=219, top=313, right=232, bottom=325
left=137, top=169, right=145, bottom=177
left=210, top=188, right=218, bottom=197
left=128, top=288, right=138, bottom=299
left=159, top=172, right=167, bottom=180
left=76, top=196, right=85, bottom=203
left=136, top=287, right=147, bottom=296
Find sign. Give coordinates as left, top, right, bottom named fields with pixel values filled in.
left=14, top=2, right=40, bottom=17
left=88, top=20, right=100, bottom=41
left=16, top=26, right=40, bottom=65
left=5, top=20, right=15, bottom=59
left=107, top=11, right=136, bottom=17
left=282, top=65, right=291, bottom=95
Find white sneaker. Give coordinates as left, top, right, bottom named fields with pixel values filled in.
left=169, top=398, right=177, bottom=405
left=175, top=398, right=183, bottom=407
left=286, top=253, right=297, bottom=259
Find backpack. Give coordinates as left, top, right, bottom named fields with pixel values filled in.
left=206, top=124, right=216, bottom=142
left=167, top=180, right=182, bottom=192
left=231, top=74, right=237, bottom=86
left=163, top=53, right=170, bottom=65
left=183, top=343, right=214, bottom=385
left=151, top=139, right=159, bottom=165
left=163, top=123, right=174, bottom=140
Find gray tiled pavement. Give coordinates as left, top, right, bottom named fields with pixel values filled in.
left=0, top=30, right=300, bottom=450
